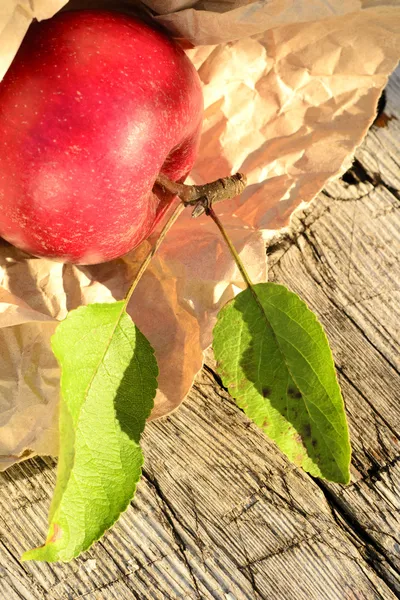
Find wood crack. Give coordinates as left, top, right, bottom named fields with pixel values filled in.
left=239, top=530, right=331, bottom=567
left=343, top=158, right=400, bottom=201
left=314, top=479, right=400, bottom=597
left=0, top=539, right=48, bottom=599
left=203, top=363, right=227, bottom=392
left=74, top=575, right=141, bottom=600
left=142, top=469, right=204, bottom=600
left=297, top=227, right=400, bottom=376
left=336, top=366, right=400, bottom=444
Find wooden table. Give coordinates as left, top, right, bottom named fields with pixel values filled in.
left=1, top=68, right=399, bottom=600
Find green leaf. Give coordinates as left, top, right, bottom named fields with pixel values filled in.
left=22, top=302, right=158, bottom=562
left=213, top=283, right=351, bottom=484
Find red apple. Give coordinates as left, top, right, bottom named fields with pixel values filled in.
left=0, top=10, right=203, bottom=264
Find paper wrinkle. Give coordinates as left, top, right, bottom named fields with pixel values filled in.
left=0, top=0, right=400, bottom=468
left=153, top=1, right=364, bottom=45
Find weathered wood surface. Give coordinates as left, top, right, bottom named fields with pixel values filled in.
left=1, top=69, right=400, bottom=600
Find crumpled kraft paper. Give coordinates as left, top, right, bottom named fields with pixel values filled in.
left=152, top=1, right=364, bottom=45
left=1, top=0, right=400, bottom=470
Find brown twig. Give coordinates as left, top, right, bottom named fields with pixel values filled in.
left=155, top=172, right=247, bottom=217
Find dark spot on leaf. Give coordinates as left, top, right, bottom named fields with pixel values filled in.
left=48, top=523, right=63, bottom=544
left=262, top=386, right=271, bottom=397
left=311, top=438, right=318, bottom=448
left=294, top=433, right=303, bottom=445
left=294, top=453, right=304, bottom=466
left=288, top=386, right=302, bottom=399
left=303, top=423, right=311, bottom=439
left=262, top=419, right=269, bottom=428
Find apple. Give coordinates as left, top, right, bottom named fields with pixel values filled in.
left=0, top=10, right=203, bottom=264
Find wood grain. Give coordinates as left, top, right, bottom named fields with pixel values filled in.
left=1, top=63, right=399, bottom=600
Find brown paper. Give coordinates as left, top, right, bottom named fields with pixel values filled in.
left=152, top=1, right=363, bottom=45
left=1, top=0, right=400, bottom=469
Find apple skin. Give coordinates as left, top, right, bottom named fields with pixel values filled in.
left=0, top=10, right=203, bottom=264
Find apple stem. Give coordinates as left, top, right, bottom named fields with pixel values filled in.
left=155, top=172, right=254, bottom=290
left=124, top=171, right=251, bottom=310
left=155, top=172, right=247, bottom=217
